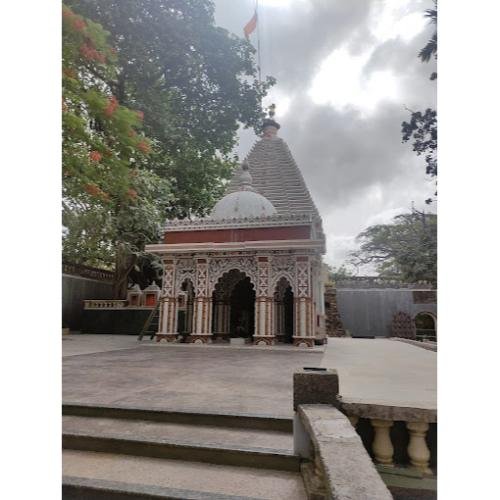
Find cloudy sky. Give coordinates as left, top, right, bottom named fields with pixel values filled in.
left=214, top=0, right=437, bottom=271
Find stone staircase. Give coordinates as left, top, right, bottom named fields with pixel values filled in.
left=62, top=403, right=307, bottom=499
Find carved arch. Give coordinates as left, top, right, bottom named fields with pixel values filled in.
left=212, top=268, right=257, bottom=299
left=208, top=257, right=257, bottom=295
left=175, top=258, right=196, bottom=295
left=271, top=273, right=296, bottom=295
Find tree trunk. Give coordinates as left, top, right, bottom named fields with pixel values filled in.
left=113, top=243, right=137, bottom=299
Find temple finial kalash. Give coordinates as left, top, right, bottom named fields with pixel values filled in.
left=239, top=161, right=254, bottom=191
left=262, top=103, right=280, bottom=138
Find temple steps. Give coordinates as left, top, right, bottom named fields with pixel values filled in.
left=62, top=416, right=293, bottom=455
left=62, top=403, right=306, bottom=499
left=63, top=453, right=306, bottom=499
left=62, top=403, right=293, bottom=432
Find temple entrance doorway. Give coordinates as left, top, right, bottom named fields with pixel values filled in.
left=212, top=269, right=255, bottom=341
left=414, top=312, right=436, bottom=342
left=230, top=276, right=255, bottom=339
left=177, top=279, right=194, bottom=340
left=274, top=277, right=294, bottom=343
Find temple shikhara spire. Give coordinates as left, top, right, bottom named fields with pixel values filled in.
left=227, top=105, right=320, bottom=219
left=146, top=115, right=327, bottom=347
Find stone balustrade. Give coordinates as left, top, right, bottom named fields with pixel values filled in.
left=293, top=369, right=392, bottom=499
left=340, top=400, right=437, bottom=475
left=296, top=405, right=392, bottom=500
left=293, top=368, right=437, bottom=499
left=83, top=300, right=127, bottom=309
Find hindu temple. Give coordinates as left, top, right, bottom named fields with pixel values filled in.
left=145, top=118, right=328, bottom=346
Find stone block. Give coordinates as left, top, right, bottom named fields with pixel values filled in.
left=293, top=368, right=339, bottom=410
left=230, top=337, right=246, bottom=346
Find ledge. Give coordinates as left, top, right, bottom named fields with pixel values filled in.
left=339, top=400, right=437, bottom=423
left=390, top=338, right=437, bottom=352
left=145, top=239, right=325, bottom=254
left=163, top=213, right=314, bottom=231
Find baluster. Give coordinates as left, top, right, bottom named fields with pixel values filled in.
left=371, top=419, right=394, bottom=466
left=406, top=421, right=432, bottom=474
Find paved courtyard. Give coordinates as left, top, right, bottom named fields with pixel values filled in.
left=63, top=335, right=436, bottom=417
left=322, top=338, right=437, bottom=409
left=63, top=336, right=323, bottom=417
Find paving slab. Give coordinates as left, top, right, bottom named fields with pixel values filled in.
left=321, top=338, right=436, bottom=409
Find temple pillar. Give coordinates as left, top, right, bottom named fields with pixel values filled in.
left=188, top=258, right=212, bottom=344
left=274, top=299, right=285, bottom=342
left=222, top=302, right=230, bottom=336
left=293, top=256, right=315, bottom=347
left=156, top=259, right=178, bottom=342
left=313, top=262, right=327, bottom=340
left=213, top=300, right=229, bottom=342
left=254, top=257, right=275, bottom=345
left=186, top=299, right=194, bottom=334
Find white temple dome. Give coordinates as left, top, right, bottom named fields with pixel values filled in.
left=211, top=190, right=277, bottom=220
left=210, top=162, right=277, bottom=220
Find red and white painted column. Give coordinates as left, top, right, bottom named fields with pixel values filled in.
left=156, top=259, right=178, bottom=342
left=293, top=256, right=315, bottom=347
left=254, top=256, right=275, bottom=345
left=189, top=257, right=212, bottom=343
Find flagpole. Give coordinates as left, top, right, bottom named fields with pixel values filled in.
left=256, top=0, right=262, bottom=83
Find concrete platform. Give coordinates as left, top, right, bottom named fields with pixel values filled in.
left=63, top=335, right=436, bottom=414
left=63, top=450, right=307, bottom=499
left=322, top=338, right=436, bottom=409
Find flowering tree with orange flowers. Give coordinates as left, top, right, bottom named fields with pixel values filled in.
left=62, top=4, right=171, bottom=297
left=66, top=0, right=274, bottom=220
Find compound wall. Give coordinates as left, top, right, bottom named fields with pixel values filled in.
left=336, top=288, right=437, bottom=338
left=62, top=274, right=114, bottom=331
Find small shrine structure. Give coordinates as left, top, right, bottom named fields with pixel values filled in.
left=146, top=118, right=327, bottom=346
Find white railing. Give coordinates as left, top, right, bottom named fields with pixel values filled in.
left=83, top=300, right=127, bottom=309
left=341, top=401, right=436, bottom=475
left=293, top=367, right=437, bottom=500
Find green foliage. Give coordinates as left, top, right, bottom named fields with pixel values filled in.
left=350, top=211, right=437, bottom=284
left=418, top=3, right=437, bottom=66
left=402, top=1, right=437, bottom=204
left=327, top=265, right=356, bottom=282
left=62, top=4, right=172, bottom=285
left=63, top=1, right=273, bottom=294
left=401, top=108, right=437, bottom=178
left=66, top=0, right=275, bottom=218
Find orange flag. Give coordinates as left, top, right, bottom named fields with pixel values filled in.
left=244, top=11, right=258, bottom=39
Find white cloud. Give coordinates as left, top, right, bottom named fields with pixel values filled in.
left=307, top=0, right=428, bottom=116
left=215, top=0, right=436, bottom=270
left=263, top=89, right=292, bottom=119
left=370, top=0, right=428, bottom=43
left=365, top=206, right=407, bottom=227
left=259, top=0, right=307, bottom=8
left=308, top=45, right=401, bottom=116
